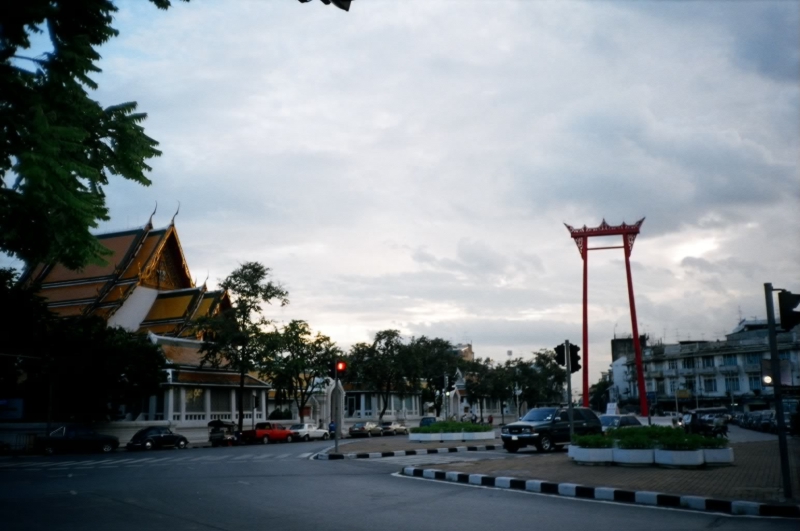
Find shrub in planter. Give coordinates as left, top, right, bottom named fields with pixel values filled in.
left=409, top=421, right=494, bottom=434
left=700, top=436, right=734, bottom=465
left=655, top=433, right=704, bottom=467
left=572, top=434, right=614, bottom=448
left=612, top=433, right=655, bottom=465
left=571, top=434, right=613, bottom=465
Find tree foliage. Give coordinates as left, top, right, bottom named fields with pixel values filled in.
left=0, top=268, right=166, bottom=422
left=196, top=261, right=288, bottom=431
left=347, top=330, right=410, bottom=420
left=265, top=320, right=341, bottom=423
left=0, top=0, right=186, bottom=269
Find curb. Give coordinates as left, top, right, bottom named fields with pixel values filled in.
left=316, top=444, right=500, bottom=460
left=399, top=466, right=800, bottom=518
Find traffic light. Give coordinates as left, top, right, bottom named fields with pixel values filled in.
left=778, top=290, right=800, bottom=331
left=569, top=343, right=581, bottom=374
left=554, top=344, right=566, bottom=366
left=336, top=360, right=346, bottom=374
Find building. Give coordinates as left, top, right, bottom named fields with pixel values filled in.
left=614, top=320, right=800, bottom=413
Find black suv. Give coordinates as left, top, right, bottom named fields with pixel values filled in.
left=501, top=407, right=601, bottom=453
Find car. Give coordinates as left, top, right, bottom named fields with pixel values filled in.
left=599, top=414, right=642, bottom=433
left=418, top=417, right=438, bottom=427
left=35, top=425, right=119, bottom=455
left=240, top=422, right=295, bottom=444
left=348, top=422, right=382, bottom=437
left=380, top=421, right=408, bottom=435
left=289, top=423, right=330, bottom=441
left=126, top=426, right=189, bottom=451
left=500, top=407, right=602, bottom=453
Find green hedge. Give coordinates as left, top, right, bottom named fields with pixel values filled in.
left=409, top=421, right=494, bottom=434
left=571, top=434, right=613, bottom=448
left=577, top=426, right=729, bottom=450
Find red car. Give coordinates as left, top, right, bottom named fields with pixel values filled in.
left=240, top=422, right=295, bottom=444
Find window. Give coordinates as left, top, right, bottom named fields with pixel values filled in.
left=745, top=353, right=762, bottom=365
left=703, top=378, right=717, bottom=393
left=669, top=380, right=677, bottom=394
left=682, top=358, right=695, bottom=369
left=702, top=356, right=715, bottom=368
left=748, top=376, right=762, bottom=391
left=668, top=359, right=677, bottom=369
left=725, top=377, right=740, bottom=392
left=685, top=380, right=695, bottom=391
left=780, top=352, right=790, bottom=361
left=722, top=354, right=737, bottom=366
left=185, top=388, right=205, bottom=412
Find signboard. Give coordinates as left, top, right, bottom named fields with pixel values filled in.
left=605, top=403, right=620, bottom=415
left=676, top=389, right=692, bottom=399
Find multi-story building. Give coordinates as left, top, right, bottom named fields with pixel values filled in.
left=615, top=320, right=799, bottom=412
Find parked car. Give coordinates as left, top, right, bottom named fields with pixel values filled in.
left=126, top=426, right=189, bottom=451
left=682, top=409, right=727, bottom=438
left=757, top=410, right=775, bottom=432
left=289, top=423, right=330, bottom=441
left=599, top=414, right=642, bottom=433
left=35, top=425, right=119, bottom=455
left=380, top=421, right=408, bottom=435
left=348, top=422, right=382, bottom=437
left=239, top=422, right=295, bottom=444
left=500, top=407, right=602, bottom=453
left=418, top=417, right=438, bottom=427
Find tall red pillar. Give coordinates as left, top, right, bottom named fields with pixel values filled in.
left=581, top=236, right=589, bottom=407
left=623, top=234, right=648, bottom=416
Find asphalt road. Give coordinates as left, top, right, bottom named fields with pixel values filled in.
left=0, top=441, right=794, bottom=531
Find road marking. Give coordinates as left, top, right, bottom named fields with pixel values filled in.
left=275, top=454, right=291, bottom=459
left=297, top=452, right=312, bottom=458
left=252, top=454, right=273, bottom=460
left=232, top=454, right=253, bottom=460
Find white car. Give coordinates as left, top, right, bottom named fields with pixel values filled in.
left=288, top=423, right=330, bottom=441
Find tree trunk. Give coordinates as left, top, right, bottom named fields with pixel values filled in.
left=237, top=366, right=245, bottom=433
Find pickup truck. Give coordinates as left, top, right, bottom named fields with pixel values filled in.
left=240, top=422, right=295, bottom=444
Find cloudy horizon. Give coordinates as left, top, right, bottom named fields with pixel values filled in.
left=7, top=0, right=799, bottom=391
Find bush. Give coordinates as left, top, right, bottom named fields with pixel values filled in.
left=614, top=433, right=655, bottom=449
left=658, top=433, right=704, bottom=451
left=572, top=434, right=613, bottom=448
left=699, top=436, right=728, bottom=449
left=410, top=421, right=494, bottom=434
left=268, top=408, right=293, bottom=420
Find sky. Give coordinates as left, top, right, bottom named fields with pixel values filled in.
left=11, top=1, right=800, bottom=391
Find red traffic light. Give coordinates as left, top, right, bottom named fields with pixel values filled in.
left=336, top=361, right=347, bottom=372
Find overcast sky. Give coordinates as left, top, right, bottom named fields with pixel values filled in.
left=16, top=1, right=800, bottom=389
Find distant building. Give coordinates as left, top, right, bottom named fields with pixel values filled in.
left=614, top=320, right=799, bottom=412
left=611, top=335, right=647, bottom=362
left=452, top=343, right=474, bottom=362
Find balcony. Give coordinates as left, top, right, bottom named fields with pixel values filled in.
left=649, top=370, right=663, bottom=379
left=744, top=364, right=761, bottom=373
left=679, top=368, right=696, bottom=376
left=718, top=365, right=740, bottom=375
left=662, top=369, right=677, bottom=378
left=697, top=366, right=717, bottom=376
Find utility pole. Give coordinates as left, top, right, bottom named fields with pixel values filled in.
left=444, top=373, right=449, bottom=420
left=333, top=362, right=341, bottom=454
left=765, top=283, right=792, bottom=500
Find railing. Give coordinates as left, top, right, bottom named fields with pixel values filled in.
left=210, top=413, right=232, bottom=420
left=697, top=367, right=717, bottom=375
left=718, top=365, right=740, bottom=375
left=662, top=369, right=677, bottom=378
left=744, top=364, right=761, bottom=373
left=184, top=413, right=206, bottom=421
left=649, top=370, right=663, bottom=379
left=679, top=368, right=696, bottom=376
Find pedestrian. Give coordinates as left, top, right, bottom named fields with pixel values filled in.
left=471, top=412, right=477, bottom=424
left=487, top=414, right=493, bottom=425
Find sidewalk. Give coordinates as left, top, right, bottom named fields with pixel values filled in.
left=328, top=434, right=800, bottom=505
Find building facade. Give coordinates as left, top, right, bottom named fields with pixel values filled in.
left=614, top=320, right=800, bottom=413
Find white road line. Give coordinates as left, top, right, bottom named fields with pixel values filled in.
left=232, top=454, right=253, bottom=460
left=275, top=454, right=291, bottom=459
left=252, top=454, right=273, bottom=460
left=297, top=453, right=312, bottom=458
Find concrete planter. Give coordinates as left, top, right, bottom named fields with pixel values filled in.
left=612, top=448, right=654, bottom=466
left=703, top=447, right=734, bottom=465
left=409, top=431, right=495, bottom=442
left=571, top=446, right=613, bottom=465
left=655, top=449, right=704, bottom=468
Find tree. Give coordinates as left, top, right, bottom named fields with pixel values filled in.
left=266, top=320, right=341, bottom=423
left=589, top=378, right=613, bottom=412
left=1, top=0, right=187, bottom=270
left=196, top=262, right=288, bottom=432
left=463, top=358, right=494, bottom=422
left=406, top=336, right=460, bottom=417
left=347, top=330, right=409, bottom=420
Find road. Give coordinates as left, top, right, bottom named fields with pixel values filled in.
left=0, top=440, right=794, bottom=531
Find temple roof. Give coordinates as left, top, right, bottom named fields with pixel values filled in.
left=23, top=220, right=229, bottom=336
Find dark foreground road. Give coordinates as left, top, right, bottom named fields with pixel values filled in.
left=0, top=441, right=795, bottom=531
